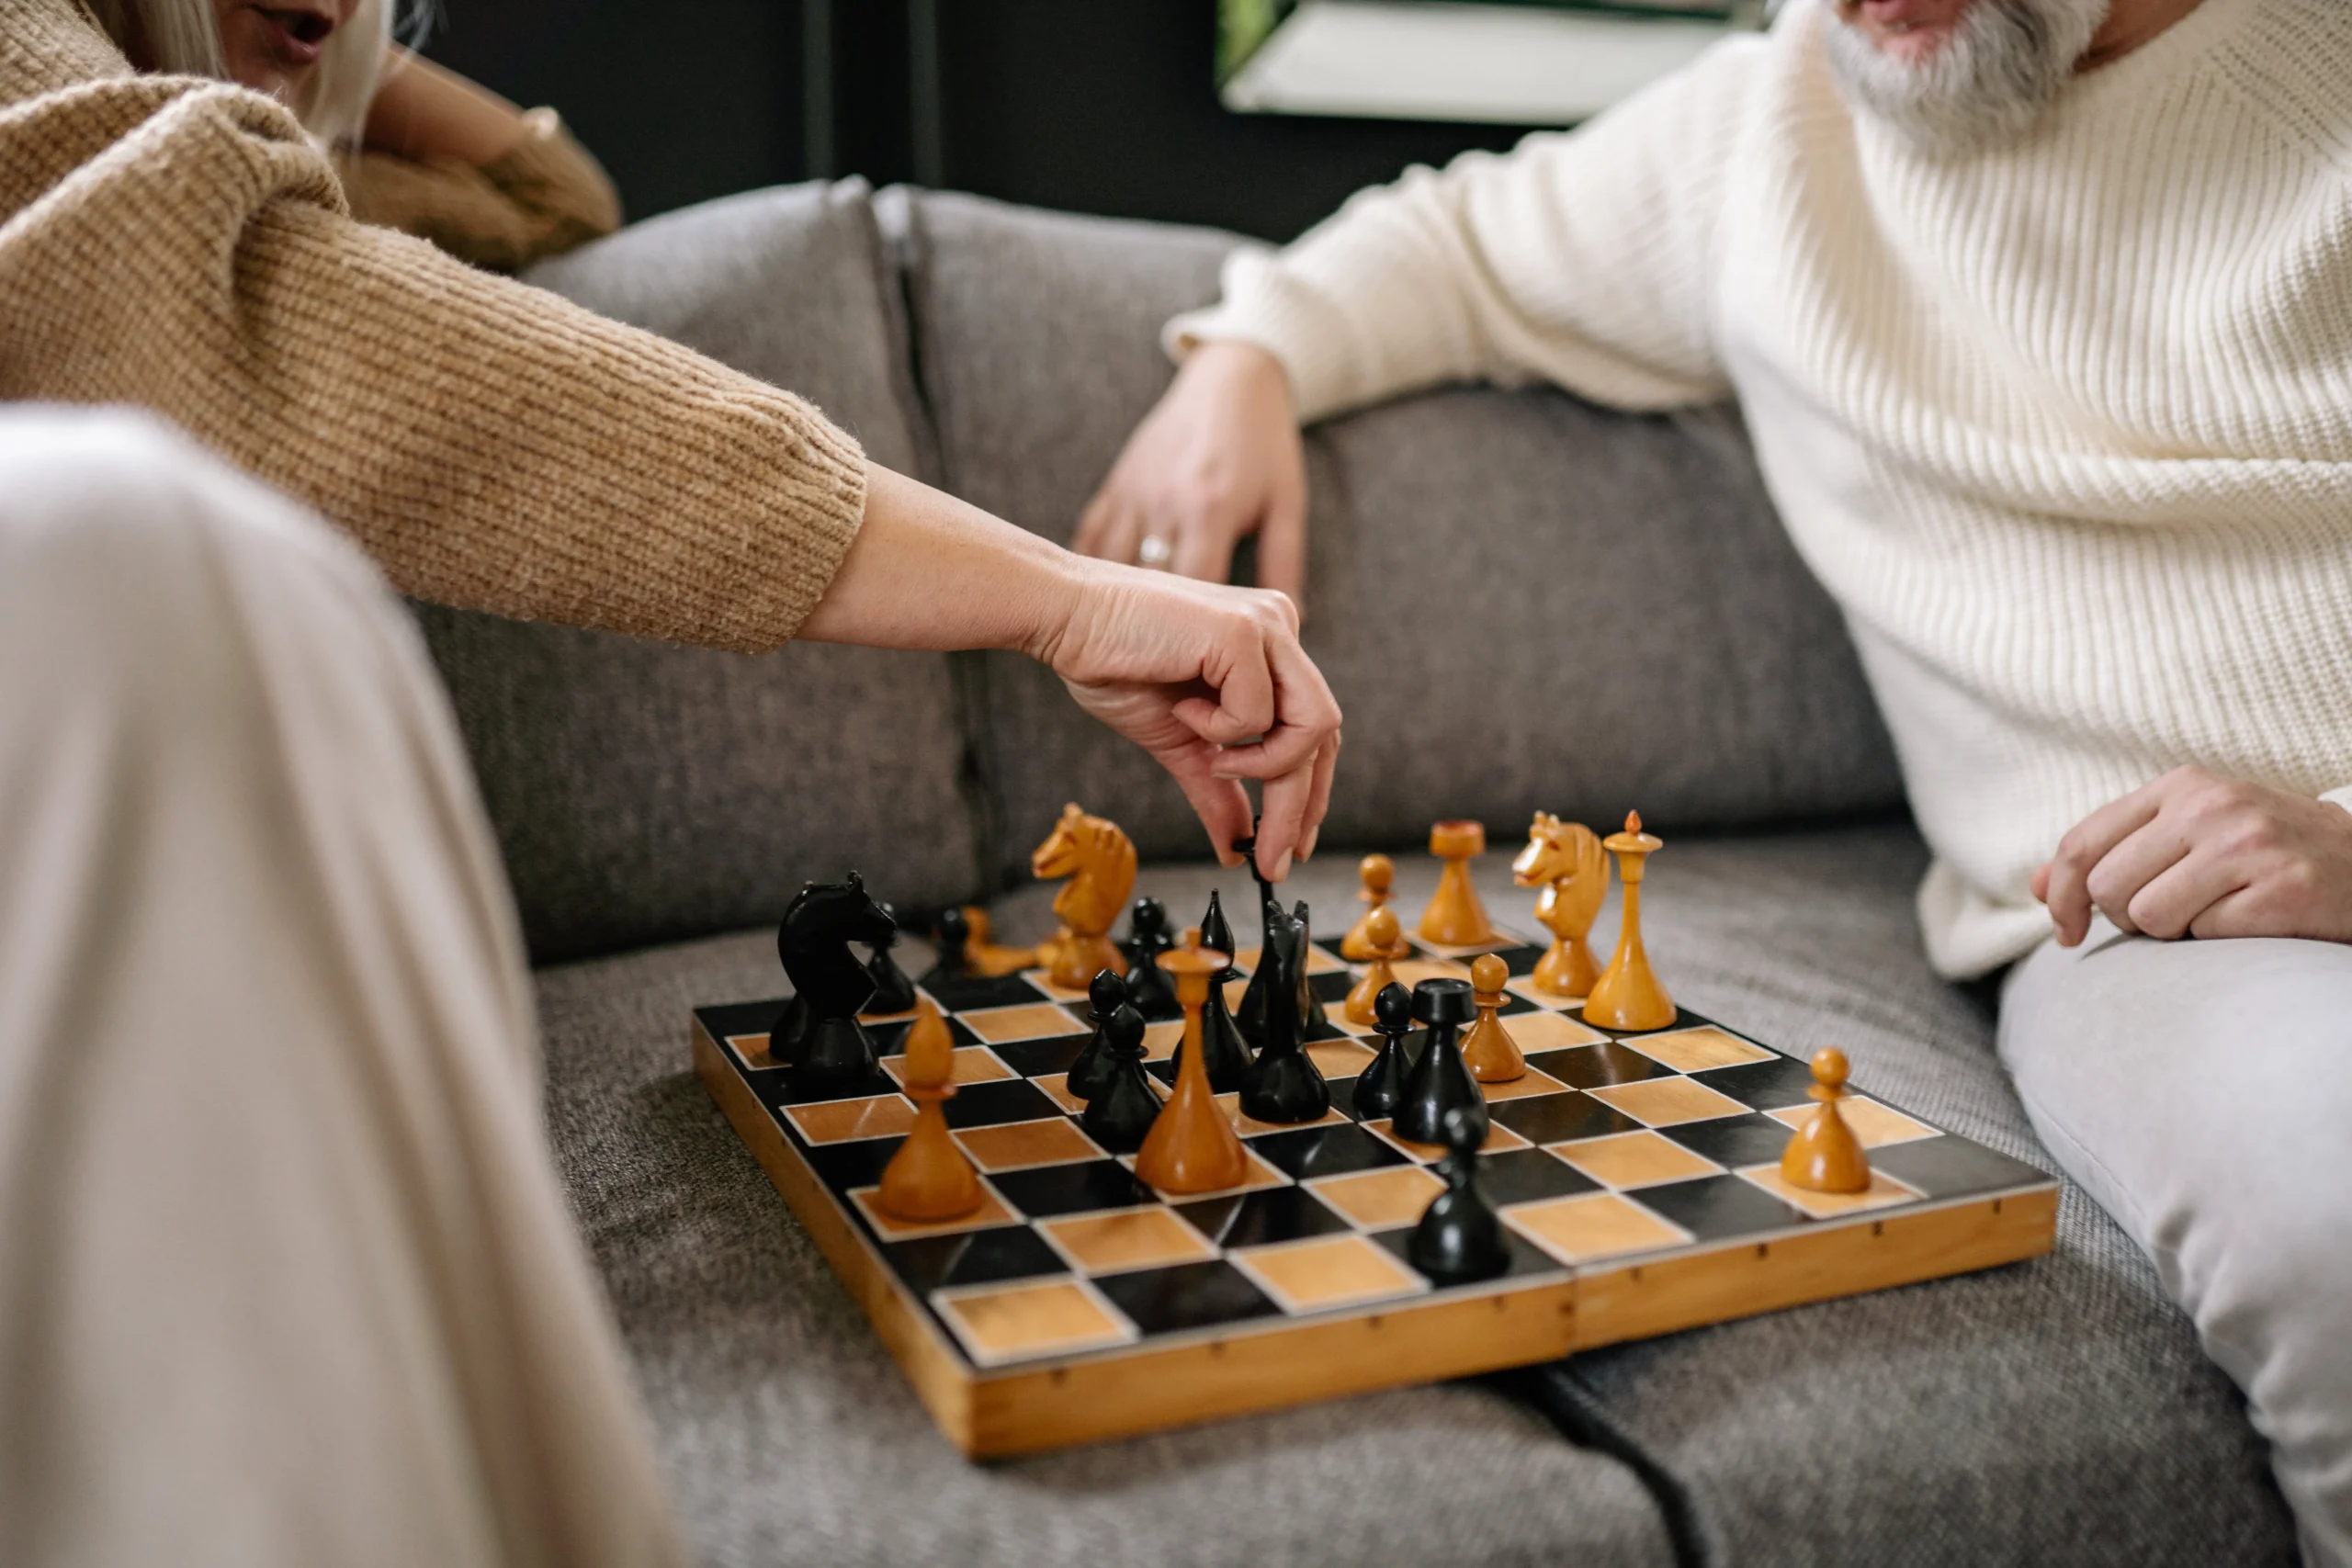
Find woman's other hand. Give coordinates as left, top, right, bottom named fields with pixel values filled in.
left=1075, top=341, right=1310, bottom=603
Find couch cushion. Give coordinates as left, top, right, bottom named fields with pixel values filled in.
left=895, top=189, right=1906, bottom=879
left=417, top=181, right=979, bottom=960
left=536, top=927, right=1678, bottom=1568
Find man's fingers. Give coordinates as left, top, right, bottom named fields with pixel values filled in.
left=2126, top=849, right=2246, bottom=941
left=2082, top=818, right=2194, bottom=936
left=2044, top=786, right=2165, bottom=945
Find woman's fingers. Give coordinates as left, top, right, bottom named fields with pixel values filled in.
left=1256, top=481, right=1309, bottom=603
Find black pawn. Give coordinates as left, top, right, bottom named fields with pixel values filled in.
left=1238, top=905, right=1329, bottom=1123
left=1408, top=1104, right=1510, bottom=1285
left=1353, top=982, right=1414, bottom=1122
left=1121, top=897, right=1179, bottom=1018
left=1184, top=888, right=1255, bottom=1092
left=920, top=907, right=971, bottom=987
left=864, top=901, right=919, bottom=1016
left=1082, top=1004, right=1161, bottom=1154
left=1391, top=978, right=1487, bottom=1147
left=1064, top=969, right=1128, bottom=1103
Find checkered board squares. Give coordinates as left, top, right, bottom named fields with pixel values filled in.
left=694, top=910, right=2057, bottom=1450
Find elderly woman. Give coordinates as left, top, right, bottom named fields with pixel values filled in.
left=0, top=3, right=1343, bottom=1565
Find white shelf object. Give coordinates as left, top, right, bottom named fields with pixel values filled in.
left=1223, top=0, right=1744, bottom=125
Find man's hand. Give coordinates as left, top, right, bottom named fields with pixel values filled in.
left=1075, top=342, right=1310, bottom=600
left=2031, top=766, right=2352, bottom=946
left=1032, top=561, right=1340, bottom=882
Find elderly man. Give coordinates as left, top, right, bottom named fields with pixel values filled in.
left=1080, top=0, right=2352, bottom=1560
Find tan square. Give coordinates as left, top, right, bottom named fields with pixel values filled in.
left=1390, top=958, right=1471, bottom=988
left=1589, top=1077, right=1748, bottom=1128
left=727, top=1032, right=777, bottom=1069
left=880, top=1044, right=1014, bottom=1088
left=1235, top=1235, right=1425, bottom=1313
left=859, top=1003, right=920, bottom=1024
left=959, top=1002, right=1082, bottom=1043
left=1767, top=1098, right=1938, bottom=1148
left=1624, top=1027, right=1772, bottom=1074
left=785, top=1093, right=916, bottom=1145
left=1551, top=1131, right=1724, bottom=1190
left=1506, top=977, right=1581, bottom=1010
left=1041, top=1207, right=1217, bottom=1274
left=955, top=1117, right=1102, bottom=1172
left=1308, top=1164, right=1444, bottom=1229
left=1234, top=945, right=1346, bottom=976
left=1508, top=1191, right=1690, bottom=1264
left=1141, top=1020, right=1182, bottom=1061
left=1477, top=1067, right=1571, bottom=1103
left=1021, top=968, right=1091, bottom=1004
left=1741, top=1165, right=1920, bottom=1219
left=1367, top=1117, right=1532, bottom=1162
left=1135, top=1145, right=1289, bottom=1199
left=1032, top=1073, right=1086, bottom=1115
left=1306, top=1038, right=1378, bottom=1078
left=1501, top=1011, right=1610, bottom=1051
left=1414, top=927, right=1529, bottom=959
left=1223, top=977, right=1250, bottom=1011
left=1216, top=1091, right=1349, bottom=1139
left=849, top=1183, right=1016, bottom=1240
left=934, top=1279, right=1131, bottom=1364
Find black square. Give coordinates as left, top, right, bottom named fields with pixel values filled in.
left=1373, top=1224, right=1565, bottom=1288
left=988, top=1158, right=1156, bottom=1218
left=1487, top=944, right=1551, bottom=978
left=1694, top=1055, right=1820, bottom=1111
left=990, top=1032, right=1093, bottom=1079
left=1632, top=1174, right=1808, bottom=1240
left=1249, top=1122, right=1410, bottom=1180
left=805, top=1136, right=904, bottom=1192
left=700, top=999, right=788, bottom=1045
left=1478, top=1147, right=1601, bottom=1207
left=1491, top=992, right=1543, bottom=1018
left=1306, top=1017, right=1353, bottom=1043
left=1528, top=1042, right=1677, bottom=1089
left=1873, top=1136, right=2051, bottom=1200
left=1577, top=1005, right=1692, bottom=1035
left=922, top=973, right=1049, bottom=1012
left=865, top=1013, right=982, bottom=1054
left=941, top=1078, right=1064, bottom=1130
left=765, top=1063, right=901, bottom=1107
left=1177, top=1186, right=1351, bottom=1248
left=1665, top=1113, right=1794, bottom=1168
left=1490, top=1090, right=1641, bottom=1145
left=1093, top=1259, right=1282, bottom=1334
left=885, top=1226, right=1066, bottom=1293
left=1310, top=970, right=1357, bottom=1004
left=1314, top=936, right=1352, bottom=964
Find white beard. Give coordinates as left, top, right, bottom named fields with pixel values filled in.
left=1824, top=0, right=2112, bottom=159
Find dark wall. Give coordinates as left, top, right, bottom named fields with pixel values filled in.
left=424, top=0, right=1531, bottom=242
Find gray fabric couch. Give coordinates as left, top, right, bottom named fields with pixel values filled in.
left=416, top=182, right=2301, bottom=1567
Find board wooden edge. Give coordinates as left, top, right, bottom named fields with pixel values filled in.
left=694, top=1017, right=2062, bottom=1460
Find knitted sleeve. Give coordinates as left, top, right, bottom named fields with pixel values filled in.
left=336, top=107, right=624, bottom=274
left=1167, top=32, right=1770, bottom=423
left=0, top=75, right=864, bottom=653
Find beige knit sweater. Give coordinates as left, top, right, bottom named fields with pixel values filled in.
left=0, top=0, right=864, bottom=652
left=1174, top=0, right=2352, bottom=977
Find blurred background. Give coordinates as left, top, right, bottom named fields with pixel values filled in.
left=418, top=0, right=1546, bottom=240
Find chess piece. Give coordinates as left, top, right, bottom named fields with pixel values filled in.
left=1340, top=853, right=1397, bottom=961
left=919, top=906, right=971, bottom=987
left=1239, top=903, right=1331, bottom=1123
left=1344, top=905, right=1411, bottom=1026
left=1136, top=931, right=1250, bottom=1193
left=1352, top=981, right=1415, bottom=1122
left=1080, top=1002, right=1161, bottom=1154
left=775, top=873, right=896, bottom=1096
left=1459, top=953, right=1526, bottom=1083
left=1419, top=819, right=1498, bottom=946
left=1780, top=1047, right=1871, bottom=1193
left=1234, top=896, right=1283, bottom=1053
left=876, top=999, right=984, bottom=1222
left=1392, top=977, right=1487, bottom=1147
left=1408, top=1105, right=1510, bottom=1284
left=1511, top=812, right=1607, bottom=999
left=961, top=907, right=1038, bottom=978
left=1585, top=812, right=1677, bottom=1031
left=1180, top=888, right=1255, bottom=1092
left=1294, top=898, right=1330, bottom=1034
left=1032, top=804, right=1137, bottom=990
left=1064, top=969, right=1128, bottom=1103
left=862, top=901, right=920, bottom=1016
left=1120, top=897, right=1180, bottom=1018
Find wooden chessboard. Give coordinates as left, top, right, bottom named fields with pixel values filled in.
left=692, top=919, right=2056, bottom=1458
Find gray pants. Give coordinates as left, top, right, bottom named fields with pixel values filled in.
left=2003, top=920, right=2352, bottom=1568
left=0, top=408, right=683, bottom=1568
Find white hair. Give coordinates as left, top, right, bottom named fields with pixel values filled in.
left=85, top=0, right=406, bottom=148
left=1824, top=0, right=2110, bottom=159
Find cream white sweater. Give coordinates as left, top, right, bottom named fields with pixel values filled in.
left=1172, top=0, right=2352, bottom=977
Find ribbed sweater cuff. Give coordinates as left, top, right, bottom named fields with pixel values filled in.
left=2321, top=785, right=2352, bottom=813
left=1161, top=247, right=1366, bottom=425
